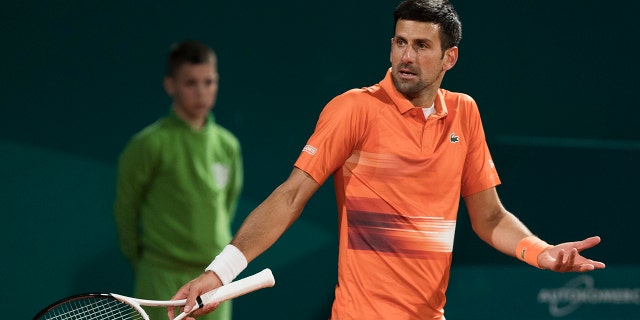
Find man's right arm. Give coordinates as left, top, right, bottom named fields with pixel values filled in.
left=169, top=167, right=320, bottom=319
left=231, top=167, right=320, bottom=262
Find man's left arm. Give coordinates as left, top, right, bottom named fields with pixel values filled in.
left=463, top=187, right=605, bottom=272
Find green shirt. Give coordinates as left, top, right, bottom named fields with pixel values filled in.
left=114, top=110, right=243, bottom=270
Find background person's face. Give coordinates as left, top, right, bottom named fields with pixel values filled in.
left=165, top=61, right=219, bottom=127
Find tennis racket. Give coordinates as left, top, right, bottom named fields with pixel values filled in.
left=33, top=268, right=275, bottom=320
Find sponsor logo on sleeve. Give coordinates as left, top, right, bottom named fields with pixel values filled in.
left=303, top=144, right=317, bottom=155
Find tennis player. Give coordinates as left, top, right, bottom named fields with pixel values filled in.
left=169, top=1, right=605, bottom=319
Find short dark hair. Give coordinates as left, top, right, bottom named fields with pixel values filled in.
left=393, top=0, right=462, bottom=51
left=165, top=41, right=217, bottom=77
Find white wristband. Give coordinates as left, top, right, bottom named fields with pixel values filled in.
left=205, top=244, right=248, bottom=285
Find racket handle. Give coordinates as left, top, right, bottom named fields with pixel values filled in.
left=174, top=268, right=275, bottom=320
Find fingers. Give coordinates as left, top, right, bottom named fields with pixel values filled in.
left=552, top=249, right=566, bottom=271
left=168, top=272, right=223, bottom=319
left=552, top=248, right=606, bottom=272
left=183, top=281, right=202, bottom=314
left=167, top=306, right=192, bottom=320
left=189, top=301, right=220, bottom=318
left=579, top=264, right=595, bottom=272
left=565, top=248, right=576, bottom=269
left=575, top=236, right=602, bottom=251
left=552, top=248, right=577, bottom=272
left=167, top=279, right=208, bottom=319
left=574, top=236, right=606, bottom=270
left=168, top=284, right=192, bottom=320
left=580, top=258, right=606, bottom=270
left=540, top=236, right=605, bottom=273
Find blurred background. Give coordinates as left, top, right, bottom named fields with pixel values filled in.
left=2, top=1, right=638, bottom=319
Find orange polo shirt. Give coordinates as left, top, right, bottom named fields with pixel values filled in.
left=294, top=69, right=500, bottom=319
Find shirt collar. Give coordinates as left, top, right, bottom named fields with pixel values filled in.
left=169, top=106, right=215, bottom=130
left=379, top=68, right=448, bottom=119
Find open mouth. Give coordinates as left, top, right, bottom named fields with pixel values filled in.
left=398, top=68, right=417, bottom=79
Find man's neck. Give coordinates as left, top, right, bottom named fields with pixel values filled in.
left=407, top=90, right=437, bottom=108
left=173, top=107, right=207, bottom=130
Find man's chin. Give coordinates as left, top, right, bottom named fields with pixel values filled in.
left=392, top=80, right=417, bottom=96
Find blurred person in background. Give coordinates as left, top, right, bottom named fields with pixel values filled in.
left=114, top=40, right=243, bottom=320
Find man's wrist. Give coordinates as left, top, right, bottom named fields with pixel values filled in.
left=516, top=235, right=553, bottom=269
left=205, top=244, right=248, bottom=285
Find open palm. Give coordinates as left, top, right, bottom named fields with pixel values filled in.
left=538, top=236, right=606, bottom=272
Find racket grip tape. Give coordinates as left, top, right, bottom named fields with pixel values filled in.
left=199, top=268, right=275, bottom=304
left=174, top=268, right=275, bottom=320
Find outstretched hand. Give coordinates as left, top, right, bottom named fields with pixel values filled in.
left=168, top=271, right=223, bottom=320
left=538, top=236, right=606, bottom=272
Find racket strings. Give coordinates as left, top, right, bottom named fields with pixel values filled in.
left=41, top=297, right=144, bottom=320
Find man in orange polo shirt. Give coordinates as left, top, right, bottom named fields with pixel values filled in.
left=170, top=1, right=605, bottom=319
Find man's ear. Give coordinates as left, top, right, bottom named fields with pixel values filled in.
left=163, top=76, right=175, bottom=97
left=443, top=46, right=458, bottom=71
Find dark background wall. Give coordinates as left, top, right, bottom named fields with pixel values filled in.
left=2, top=1, right=638, bottom=319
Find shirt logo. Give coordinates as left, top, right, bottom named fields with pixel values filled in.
left=303, top=144, right=317, bottom=155
left=449, top=133, right=460, bottom=143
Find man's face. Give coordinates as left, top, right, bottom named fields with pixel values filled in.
left=164, top=61, right=218, bottom=126
left=390, top=19, right=457, bottom=104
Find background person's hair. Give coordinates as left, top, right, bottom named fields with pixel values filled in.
left=393, top=0, right=462, bottom=52
left=165, top=41, right=217, bottom=77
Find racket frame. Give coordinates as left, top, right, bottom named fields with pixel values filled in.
left=33, top=268, right=275, bottom=320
